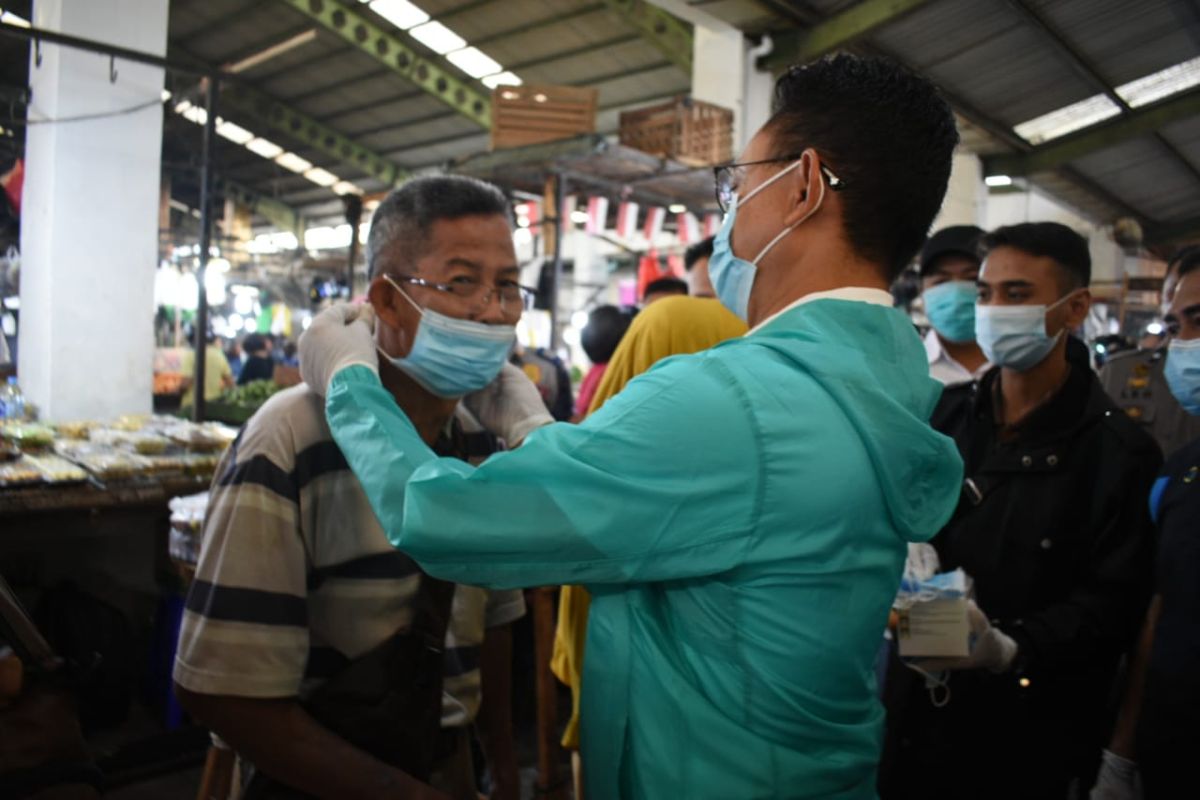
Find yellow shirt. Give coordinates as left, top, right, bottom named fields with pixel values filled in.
left=181, top=345, right=233, bottom=407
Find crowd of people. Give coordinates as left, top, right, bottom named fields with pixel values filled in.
left=172, top=53, right=1200, bottom=800
left=176, top=330, right=302, bottom=407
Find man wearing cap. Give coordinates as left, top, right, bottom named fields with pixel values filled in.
left=919, top=225, right=990, bottom=387
left=1100, top=246, right=1200, bottom=457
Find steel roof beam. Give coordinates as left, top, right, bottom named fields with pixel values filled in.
left=983, top=88, right=1200, bottom=178
left=220, top=81, right=405, bottom=185
left=601, top=0, right=693, bottom=74
left=301, top=33, right=645, bottom=124
left=760, top=0, right=934, bottom=73
left=1006, top=0, right=1200, bottom=189
left=747, top=0, right=1149, bottom=222
left=276, top=0, right=491, bottom=128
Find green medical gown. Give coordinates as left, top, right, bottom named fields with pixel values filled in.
left=324, top=299, right=963, bottom=799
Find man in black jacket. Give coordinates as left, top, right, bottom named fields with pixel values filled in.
left=881, top=223, right=1162, bottom=800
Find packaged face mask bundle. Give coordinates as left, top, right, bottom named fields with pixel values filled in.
left=894, top=568, right=972, bottom=658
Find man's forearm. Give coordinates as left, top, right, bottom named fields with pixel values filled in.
left=175, top=686, right=444, bottom=800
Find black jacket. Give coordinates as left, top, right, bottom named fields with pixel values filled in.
left=238, top=355, right=275, bottom=385
left=1138, top=437, right=1200, bottom=796
left=882, top=364, right=1162, bottom=798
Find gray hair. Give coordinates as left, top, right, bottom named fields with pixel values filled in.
left=366, top=174, right=513, bottom=278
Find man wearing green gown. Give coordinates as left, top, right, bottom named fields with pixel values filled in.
left=300, top=55, right=963, bottom=799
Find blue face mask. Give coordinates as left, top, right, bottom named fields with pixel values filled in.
left=975, top=292, right=1077, bottom=372
left=380, top=275, right=516, bottom=398
left=1165, top=337, right=1200, bottom=415
left=923, top=281, right=978, bottom=344
left=709, top=157, right=823, bottom=321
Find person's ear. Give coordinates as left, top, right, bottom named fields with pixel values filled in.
left=782, top=149, right=825, bottom=228
left=368, top=276, right=402, bottom=329
left=370, top=275, right=421, bottom=358
left=1064, top=288, right=1092, bottom=329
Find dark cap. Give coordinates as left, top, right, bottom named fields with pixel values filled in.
left=920, top=225, right=984, bottom=275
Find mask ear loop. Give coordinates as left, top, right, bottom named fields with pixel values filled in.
left=751, top=156, right=828, bottom=266
left=902, top=660, right=952, bottom=708
left=382, top=274, right=426, bottom=315
left=377, top=275, right=425, bottom=363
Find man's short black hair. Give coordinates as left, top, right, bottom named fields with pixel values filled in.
left=242, top=333, right=267, bottom=354
left=980, top=222, right=1092, bottom=290
left=684, top=237, right=714, bottom=271
left=367, top=175, right=512, bottom=278
left=1169, top=245, right=1200, bottom=280
left=581, top=305, right=634, bottom=364
left=643, top=277, right=688, bottom=299
left=767, top=53, right=958, bottom=281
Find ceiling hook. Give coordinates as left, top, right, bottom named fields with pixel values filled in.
left=109, top=55, right=118, bottom=83
left=34, top=39, right=42, bottom=68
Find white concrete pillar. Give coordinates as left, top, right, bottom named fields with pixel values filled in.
left=741, top=47, right=775, bottom=152
left=930, top=152, right=987, bottom=230
left=692, top=26, right=746, bottom=150
left=20, top=0, right=167, bottom=420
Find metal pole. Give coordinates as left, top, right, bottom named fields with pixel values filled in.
left=551, top=172, right=566, bottom=351
left=0, top=21, right=216, bottom=78
left=343, top=194, right=364, bottom=298
left=192, top=77, right=219, bottom=422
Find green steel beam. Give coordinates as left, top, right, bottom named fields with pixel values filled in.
left=760, top=0, right=934, bottom=72
left=601, top=0, right=693, bottom=74
left=983, top=88, right=1200, bottom=178
left=222, top=180, right=303, bottom=236
left=277, top=0, right=491, bottom=128
left=220, top=82, right=405, bottom=186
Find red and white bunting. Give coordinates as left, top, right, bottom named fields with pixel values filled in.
left=677, top=212, right=700, bottom=244
left=616, top=201, right=639, bottom=239
left=560, top=195, right=577, bottom=232
left=642, top=206, right=666, bottom=241
left=703, top=212, right=722, bottom=239
left=585, top=196, right=609, bottom=235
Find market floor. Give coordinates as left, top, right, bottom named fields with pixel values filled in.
left=105, top=765, right=203, bottom=799
left=104, top=765, right=555, bottom=798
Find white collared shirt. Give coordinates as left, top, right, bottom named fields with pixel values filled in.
left=924, top=329, right=991, bottom=387
left=748, top=287, right=894, bottom=335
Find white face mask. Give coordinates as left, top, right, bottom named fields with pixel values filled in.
left=976, top=291, right=1080, bottom=371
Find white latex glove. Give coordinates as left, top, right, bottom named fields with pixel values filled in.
left=464, top=363, right=554, bottom=446
left=1089, top=749, right=1142, bottom=800
left=914, top=600, right=1018, bottom=674
left=299, top=303, right=378, bottom=396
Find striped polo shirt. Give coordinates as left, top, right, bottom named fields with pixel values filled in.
left=173, top=384, right=525, bottom=728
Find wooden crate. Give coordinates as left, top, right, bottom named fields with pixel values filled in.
left=490, top=84, right=598, bottom=151
left=619, top=96, right=734, bottom=166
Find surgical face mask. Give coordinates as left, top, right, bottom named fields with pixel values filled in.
left=379, top=275, right=516, bottom=398
left=923, top=281, right=978, bottom=344
left=708, top=158, right=825, bottom=321
left=975, top=292, right=1078, bottom=372
left=1165, top=337, right=1200, bottom=415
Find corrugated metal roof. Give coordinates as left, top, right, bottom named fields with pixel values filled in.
left=157, top=0, right=694, bottom=224
left=143, top=0, right=1200, bottom=237
left=699, top=0, right=1200, bottom=240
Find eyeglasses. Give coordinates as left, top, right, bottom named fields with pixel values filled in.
left=388, top=273, right=538, bottom=316
left=713, top=154, right=846, bottom=213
